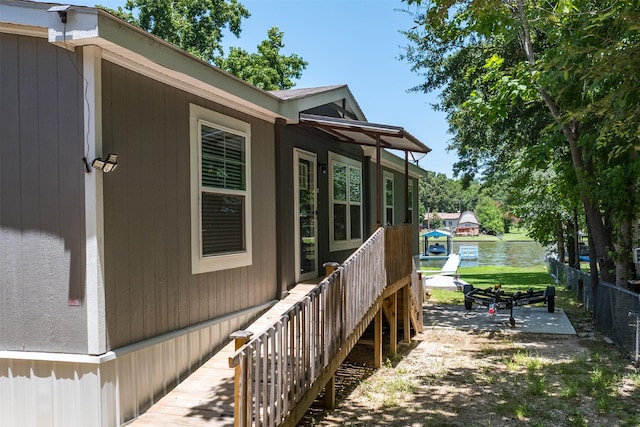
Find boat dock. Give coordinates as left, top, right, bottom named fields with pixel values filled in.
left=441, top=253, right=460, bottom=275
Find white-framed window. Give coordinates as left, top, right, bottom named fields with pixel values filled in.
left=408, top=179, right=414, bottom=224
left=329, top=152, right=362, bottom=251
left=189, top=104, right=252, bottom=274
left=384, top=171, right=394, bottom=226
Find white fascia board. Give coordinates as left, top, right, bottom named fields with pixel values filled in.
left=44, top=6, right=294, bottom=123
left=1, top=0, right=51, bottom=28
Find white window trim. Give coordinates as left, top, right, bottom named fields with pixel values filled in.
left=189, top=104, right=252, bottom=274
left=294, top=149, right=318, bottom=282
left=329, top=152, right=363, bottom=252
left=384, top=171, right=394, bottom=226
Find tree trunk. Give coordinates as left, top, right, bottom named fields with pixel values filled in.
left=514, top=0, right=615, bottom=284
left=572, top=208, right=581, bottom=270
left=566, top=221, right=576, bottom=268
left=557, top=222, right=565, bottom=265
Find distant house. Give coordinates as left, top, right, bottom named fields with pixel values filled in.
left=424, top=212, right=462, bottom=231
left=456, top=211, right=481, bottom=236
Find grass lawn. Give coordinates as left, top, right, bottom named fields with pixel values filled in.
left=452, top=227, right=534, bottom=242
left=426, top=264, right=553, bottom=304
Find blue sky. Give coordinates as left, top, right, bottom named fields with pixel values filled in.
left=70, top=0, right=456, bottom=177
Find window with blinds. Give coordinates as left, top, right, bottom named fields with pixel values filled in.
left=200, top=124, right=246, bottom=256
left=189, top=104, right=252, bottom=274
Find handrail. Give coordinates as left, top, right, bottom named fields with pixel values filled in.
left=229, top=227, right=387, bottom=426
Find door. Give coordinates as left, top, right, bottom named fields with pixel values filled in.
left=294, top=149, right=318, bottom=282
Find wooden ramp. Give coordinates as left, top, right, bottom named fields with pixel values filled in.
left=440, top=253, right=460, bottom=275
left=129, top=284, right=316, bottom=427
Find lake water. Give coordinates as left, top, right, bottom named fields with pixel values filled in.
left=418, top=240, right=549, bottom=269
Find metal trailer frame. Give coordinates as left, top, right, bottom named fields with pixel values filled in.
left=462, top=284, right=555, bottom=327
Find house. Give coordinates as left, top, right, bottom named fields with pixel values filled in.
left=0, top=1, right=430, bottom=425
left=456, top=210, right=481, bottom=236
left=424, top=211, right=462, bottom=231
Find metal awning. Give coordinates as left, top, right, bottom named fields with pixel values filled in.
left=299, top=114, right=431, bottom=154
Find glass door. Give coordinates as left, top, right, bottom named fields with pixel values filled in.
left=294, top=149, right=317, bottom=282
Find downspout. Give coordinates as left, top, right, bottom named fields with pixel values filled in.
left=275, top=118, right=288, bottom=299
left=376, top=135, right=382, bottom=227
left=404, top=151, right=409, bottom=224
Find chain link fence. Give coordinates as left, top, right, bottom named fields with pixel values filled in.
left=548, top=257, right=640, bottom=363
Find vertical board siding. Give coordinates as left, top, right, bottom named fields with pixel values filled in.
left=0, top=33, right=86, bottom=353
left=0, top=32, right=24, bottom=351
left=102, top=62, right=277, bottom=350
left=0, top=305, right=261, bottom=426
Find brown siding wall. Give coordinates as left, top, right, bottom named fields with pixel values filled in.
left=101, top=61, right=277, bottom=350
left=0, top=34, right=87, bottom=353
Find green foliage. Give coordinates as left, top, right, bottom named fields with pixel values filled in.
left=100, top=0, right=307, bottom=90
left=217, top=27, right=308, bottom=90
left=427, top=211, right=443, bottom=229
left=104, top=0, right=249, bottom=63
left=401, top=0, right=640, bottom=279
left=475, top=196, right=504, bottom=234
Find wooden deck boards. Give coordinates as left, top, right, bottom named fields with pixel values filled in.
left=128, top=284, right=317, bottom=427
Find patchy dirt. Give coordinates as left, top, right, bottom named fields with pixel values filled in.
left=299, top=305, right=640, bottom=427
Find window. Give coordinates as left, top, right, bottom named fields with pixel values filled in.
left=329, top=152, right=362, bottom=251
left=190, top=104, right=252, bottom=273
left=384, top=172, right=394, bottom=225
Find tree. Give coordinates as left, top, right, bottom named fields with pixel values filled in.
left=419, top=171, right=480, bottom=215
left=475, top=196, right=505, bottom=235
left=401, top=0, right=640, bottom=287
left=217, top=27, right=307, bottom=90
left=102, top=0, right=307, bottom=90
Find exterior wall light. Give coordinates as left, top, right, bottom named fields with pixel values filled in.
left=91, top=154, right=118, bottom=173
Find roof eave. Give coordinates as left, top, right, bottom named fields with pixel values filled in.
left=30, top=2, right=295, bottom=123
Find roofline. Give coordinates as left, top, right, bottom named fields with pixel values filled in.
left=273, top=85, right=367, bottom=121
left=1, top=0, right=296, bottom=123
left=1, top=0, right=434, bottom=152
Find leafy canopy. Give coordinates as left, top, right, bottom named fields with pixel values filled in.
left=102, top=0, right=307, bottom=90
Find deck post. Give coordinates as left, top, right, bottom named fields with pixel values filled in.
left=386, top=293, right=398, bottom=356
left=402, top=285, right=411, bottom=343
left=230, top=330, right=253, bottom=427
left=323, top=261, right=340, bottom=276
left=374, top=308, right=383, bottom=368
left=324, top=375, right=336, bottom=409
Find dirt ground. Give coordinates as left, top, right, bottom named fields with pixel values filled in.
left=299, top=303, right=640, bottom=427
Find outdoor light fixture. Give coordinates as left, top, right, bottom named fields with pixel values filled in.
left=318, top=162, right=327, bottom=174
left=91, top=153, right=118, bottom=173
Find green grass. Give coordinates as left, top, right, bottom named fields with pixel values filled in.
left=452, top=228, right=534, bottom=242
left=424, top=264, right=553, bottom=305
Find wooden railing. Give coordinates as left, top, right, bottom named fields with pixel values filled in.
left=384, top=224, right=413, bottom=286
left=229, top=227, right=387, bottom=426
left=384, top=224, right=423, bottom=333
